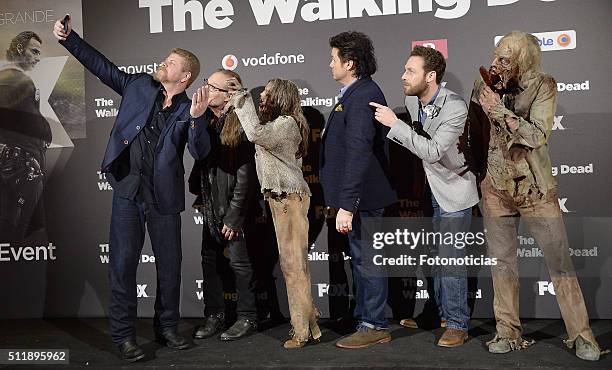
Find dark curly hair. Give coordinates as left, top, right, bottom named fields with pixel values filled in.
left=329, top=31, right=377, bottom=78
left=6, top=31, right=42, bottom=62
left=409, top=46, right=446, bottom=84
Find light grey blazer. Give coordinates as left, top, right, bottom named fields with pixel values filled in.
left=387, top=87, right=479, bottom=212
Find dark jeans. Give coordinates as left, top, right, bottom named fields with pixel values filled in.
left=348, top=208, right=388, bottom=330
left=108, top=195, right=182, bottom=345
left=201, top=227, right=257, bottom=320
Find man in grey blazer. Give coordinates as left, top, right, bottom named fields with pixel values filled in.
left=370, top=46, right=478, bottom=347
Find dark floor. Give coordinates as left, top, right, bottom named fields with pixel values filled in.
left=0, top=318, right=610, bottom=369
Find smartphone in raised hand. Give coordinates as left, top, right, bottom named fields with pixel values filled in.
left=61, top=14, right=71, bottom=33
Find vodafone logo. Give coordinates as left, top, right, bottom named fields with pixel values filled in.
left=221, top=52, right=306, bottom=71
left=222, top=54, right=238, bottom=71
left=412, top=39, right=448, bottom=59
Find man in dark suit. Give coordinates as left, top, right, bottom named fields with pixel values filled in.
left=53, top=18, right=211, bottom=362
left=320, top=31, right=396, bottom=349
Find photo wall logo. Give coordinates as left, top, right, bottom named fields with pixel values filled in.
left=537, top=281, right=556, bottom=296
left=220, top=52, right=305, bottom=70
left=557, top=80, right=589, bottom=92
left=551, top=163, right=594, bottom=177
left=412, top=39, right=448, bottom=58
left=97, top=171, right=113, bottom=191
left=556, top=32, right=572, bottom=47
left=221, top=54, right=238, bottom=70
left=316, top=283, right=350, bottom=298
left=94, top=98, right=118, bottom=119
left=0, top=242, right=57, bottom=262
left=495, top=30, right=576, bottom=51
left=140, top=0, right=558, bottom=33
left=558, top=198, right=571, bottom=213
left=552, top=115, right=566, bottom=131
left=137, top=284, right=152, bottom=298
left=193, top=209, right=204, bottom=225
left=99, top=243, right=156, bottom=264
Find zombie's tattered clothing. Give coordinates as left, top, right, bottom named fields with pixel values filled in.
left=481, top=178, right=599, bottom=348
left=468, top=70, right=601, bottom=352
left=469, top=71, right=556, bottom=206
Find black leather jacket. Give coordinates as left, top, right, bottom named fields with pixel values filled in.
left=188, top=110, right=257, bottom=234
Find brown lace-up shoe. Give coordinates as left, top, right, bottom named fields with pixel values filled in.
left=437, top=328, right=468, bottom=347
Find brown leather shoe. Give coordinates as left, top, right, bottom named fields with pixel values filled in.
left=400, top=318, right=447, bottom=329
left=336, top=327, right=391, bottom=349
left=283, top=337, right=307, bottom=349
left=437, top=328, right=468, bottom=347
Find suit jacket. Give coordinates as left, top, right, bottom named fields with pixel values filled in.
left=387, top=87, right=478, bottom=212
left=61, top=31, right=211, bottom=214
left=320, top=77, right=396, bottom=212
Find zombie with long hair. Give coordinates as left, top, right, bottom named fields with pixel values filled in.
left=228, top=78, right=321, bottom=349
left=469, top=30, right=602, bottom=361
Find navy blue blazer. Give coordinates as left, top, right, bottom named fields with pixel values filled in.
left=319, top=77, right=396, bottom=212
left=61, top=31, right=211, bottom=214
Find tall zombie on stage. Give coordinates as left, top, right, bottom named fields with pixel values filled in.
left=468, top=30, right=602, bottom=361
left=0, top=31, right=52, bottom=242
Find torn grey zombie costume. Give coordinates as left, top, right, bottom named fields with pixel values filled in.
left=468, top=31, right=601, bottom=360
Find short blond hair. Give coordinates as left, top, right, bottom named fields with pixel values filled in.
left=171, top=48, right=200, bottom=88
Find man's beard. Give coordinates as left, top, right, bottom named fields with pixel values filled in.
left=404, top=80, right=427, bottom=97
left=18, top=59, right=37, bottom=71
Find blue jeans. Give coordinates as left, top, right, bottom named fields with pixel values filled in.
left=108, top=195, right=182, bottom=344
left=348, top=208, right=388, bottom=330
left=431, top=194, right=471, bottom=332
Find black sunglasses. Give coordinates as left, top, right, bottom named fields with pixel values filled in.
left=203, top=79, right=229, bottom=93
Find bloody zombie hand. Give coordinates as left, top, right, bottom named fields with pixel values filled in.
left=479, top=66, right=495, bottom=91
left=478, top=85, right=502, bottom=116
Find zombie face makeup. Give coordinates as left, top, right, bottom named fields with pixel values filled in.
left=487, top=41, right=520, bottom=94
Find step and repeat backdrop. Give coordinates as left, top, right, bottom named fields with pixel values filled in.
left=1, top=0, right=611, bottom=320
